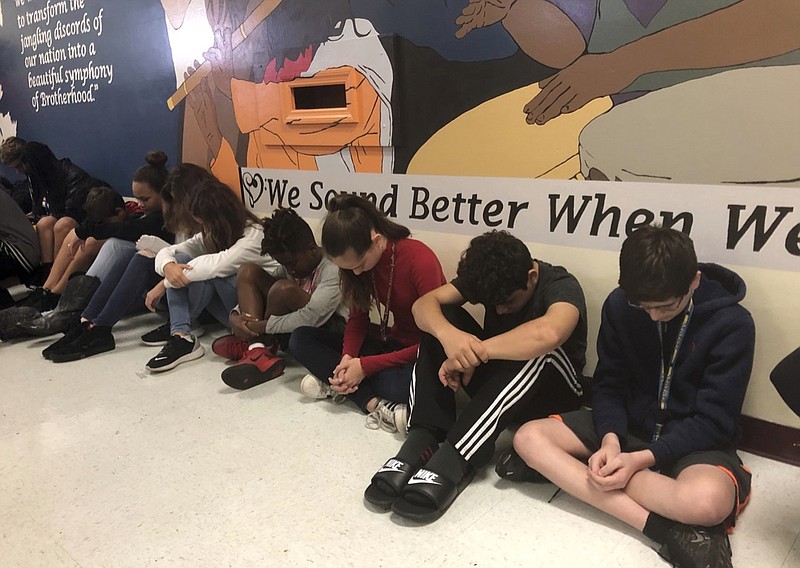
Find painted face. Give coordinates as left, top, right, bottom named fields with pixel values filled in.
left=331, top=234, right=385, bottom=276
left=272, top=246, right=319, bottom=280
left=132, top=181, right=163, bottom=215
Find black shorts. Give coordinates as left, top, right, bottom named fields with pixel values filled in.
left=555, top=408, right=752, bottom=524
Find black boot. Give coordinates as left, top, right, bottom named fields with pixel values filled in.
left=16, top=275, right=100, bottom=337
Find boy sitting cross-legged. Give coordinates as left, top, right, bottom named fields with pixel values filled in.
left=513, top=225, right=755, bottom=568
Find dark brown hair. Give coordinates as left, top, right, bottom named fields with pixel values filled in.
left=132, top=151, right=169, bottom=193
left=84, top=186, right=124, bottom=223
left=619, top=225, right=698, bottom=303
left=321, top=193, right=410, bottom=312
left=161, top=163, right=215, bottom=234
left=189, top=179, right=260, bottom=253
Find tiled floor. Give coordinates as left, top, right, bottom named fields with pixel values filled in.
left=2, top=312, right=799, bottom=568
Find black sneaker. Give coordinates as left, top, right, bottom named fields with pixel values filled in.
left=146, top=334, right=204, bottom=372
left=658, top=523, right=733, bottom=568
left=495, top=448, right=549, bottom=483
left=17, top=287, right=59, bottom=311
left=141, top=322, right=205, bottom=346
left=141, top=321, right=170, bottom=346
left=50, top=325, right=115, bottom=363
left=43, top=320, right=90, bottom=359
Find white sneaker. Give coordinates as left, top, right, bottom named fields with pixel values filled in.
left=300, top=374, right=346, bottom=404
left=365, top=399, right=409, bottom=434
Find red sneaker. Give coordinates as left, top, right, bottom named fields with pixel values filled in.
left=211, top=334, right=249, bottom=360
left=220, top=347, right=286, bottom=390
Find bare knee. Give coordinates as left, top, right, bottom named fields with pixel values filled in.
left=36, top=215, right=57, bottom=232
left=513, top=419, right=553, bottom=468
left=673, top=473, right=736, bottom=526
left=54, top=216, right=78, bottom=238
left=237, top=263, right=264, bottom=285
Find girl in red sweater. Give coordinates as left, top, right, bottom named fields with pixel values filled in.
left=289, top=195, right=446, bottom=433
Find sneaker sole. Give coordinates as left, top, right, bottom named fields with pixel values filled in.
left=146, top=344, right=205, bottom=372
left=50, top=342, right=116, bottom=363
left=221, top=359, right=286, bottom=390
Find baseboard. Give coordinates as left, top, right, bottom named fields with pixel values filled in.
left=739, top=415, right=800, bottom=466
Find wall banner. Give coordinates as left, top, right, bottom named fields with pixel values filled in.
left=241, top=168, right=800, bottom=272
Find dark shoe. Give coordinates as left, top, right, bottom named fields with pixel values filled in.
left=141, top=321, right=170, bottom=346
left=658, top=523, right=733, bottom=568
left=364, top=457, right=420, bottom=511
left=391, top=466, right=476, bottom=523
left=142, top=322, right=205, bottom=346
left=17, top=287, right=59, bottom=311
left=50, top=325, right=115, bottom=363
left=495, top=448, right=549, bottom=483
left=16, top=310, right=79, bottom=337
left=43, top=321, right=91, bottom=359
left=0, top=289, right=13, bottom=310
left=0, top=306, right=40, bottom=341
left=146, top=334, right=204, bottom=372
left=220, top=347, right=285, bottom=390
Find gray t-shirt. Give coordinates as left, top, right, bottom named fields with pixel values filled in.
left=452, top=260, right=587, bottom=374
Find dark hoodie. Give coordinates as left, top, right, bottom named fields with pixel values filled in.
left=592, top=263, right=755, bottom=468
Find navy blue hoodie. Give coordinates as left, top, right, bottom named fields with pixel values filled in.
left=592, top=263, right=755, bottom=468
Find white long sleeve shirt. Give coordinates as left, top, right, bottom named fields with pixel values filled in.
left=154, top=224, right=280, bottom=288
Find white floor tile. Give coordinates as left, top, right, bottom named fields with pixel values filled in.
left=1, top=313, right=799, bottom=568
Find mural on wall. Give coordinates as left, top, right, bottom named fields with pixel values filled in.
left=0, top=0, right=182, bottom=193
left=166, top=0, right=799, bottom=187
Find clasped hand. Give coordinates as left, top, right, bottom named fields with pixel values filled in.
left=329, top=354, right=364, bottom=394
left=586, top=442, right=648, bottom=491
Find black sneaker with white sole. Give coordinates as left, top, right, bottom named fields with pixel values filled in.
left=141, top=322, right=171, bottom=346
left=146, top=334, right=205, bottom=372
left=141, top=322, right=205, bottom=346
left=658, top=523, right=733, bottom=568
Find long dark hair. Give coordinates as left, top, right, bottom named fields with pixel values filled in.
left=189, top=179, right=261, bottom=253
left=322, top=193, right=409, bottom=312
left=161, top=163, right=216, bottom=234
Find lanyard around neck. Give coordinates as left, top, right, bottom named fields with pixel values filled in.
left=372, top=240, right=395, bottom=343
left=652, top=298, right=694, bottom=442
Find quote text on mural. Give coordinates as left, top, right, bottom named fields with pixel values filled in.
left=14, top=0, right=112, bottom=112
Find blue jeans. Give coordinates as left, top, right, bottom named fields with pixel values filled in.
left=85, top=251, right=162, bottom=328
left=289, top=326, right=414, bottom=413
left=86, top=238, right=136, bottom=282
left=166, top=252, right=238, bottom=335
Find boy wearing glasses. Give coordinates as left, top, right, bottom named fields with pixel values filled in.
left=513, top=225, right=755, bottom=568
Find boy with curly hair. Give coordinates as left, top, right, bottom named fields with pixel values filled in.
left=364, top=229, right=587, bottom=522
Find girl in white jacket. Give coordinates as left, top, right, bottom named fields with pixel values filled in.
left=146, top=179, right=277, bottom=372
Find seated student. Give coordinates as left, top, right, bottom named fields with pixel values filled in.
left=0, top=137, right=107, bottom=274
left=513, top=225, right=755, bottom=568
left=290, top=194, right=446, bottom=433
left=364, top=230, right=587, bottom=521
left=212, top=208, right=347, bottom=390
left=0, top=186, right=129, bottom=340
left=42, top=164, right=211, bottom=362
left=18, top=186, right=132, bottom=311
left=0, top=188, right=39, bottom=309
left=144, top=179, right=278, bottom=373
left=19, top=153, right=174, bottom=337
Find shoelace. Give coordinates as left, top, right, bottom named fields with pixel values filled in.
left=365, top=401, right=403, bottom=433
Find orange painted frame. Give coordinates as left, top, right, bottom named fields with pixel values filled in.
left=280, top=68, right=360, bottom=126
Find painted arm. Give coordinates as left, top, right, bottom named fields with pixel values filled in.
left=525, top=0, right=800, bottom=125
